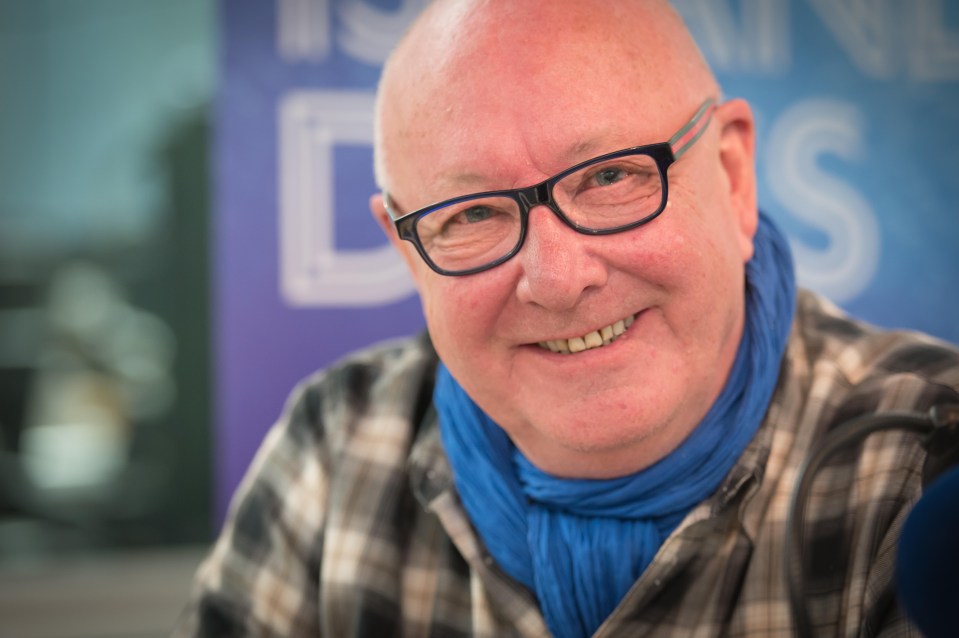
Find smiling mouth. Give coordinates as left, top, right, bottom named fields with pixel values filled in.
left=537, top=314, right=636, bottom=354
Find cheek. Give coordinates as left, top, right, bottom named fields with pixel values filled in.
left=420, top=283, right=456, bottom=344
left=420, top=271, right=514, bottom=356
left=627, top=197, right=745, bottom=326
left=667, top=177, right=750, bottom=267
left=615, top=203, right=698, bottom=285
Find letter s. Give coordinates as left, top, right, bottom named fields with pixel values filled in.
left=765, top=98, right=880, bottom=303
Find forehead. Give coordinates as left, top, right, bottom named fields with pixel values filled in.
left=387, top=77, right=680, bottom=210
left=380, top=0, right=705, bottom=205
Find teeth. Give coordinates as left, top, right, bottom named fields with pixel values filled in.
left=600, top=325, right=614, bottom=344
left=538, top=314, right=636, bottom=355
left=568, top=336, right=586, bottom=353
left=584, top=331, right=603, bottom=349
left=612, top=319, right=625, bottom=336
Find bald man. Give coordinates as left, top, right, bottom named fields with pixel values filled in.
left=178, top=1, right=959, bottom=636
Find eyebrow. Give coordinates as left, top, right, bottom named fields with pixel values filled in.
left=435, top=171, right=495, bottom=190
left=563, top=136, right=616, bottom=163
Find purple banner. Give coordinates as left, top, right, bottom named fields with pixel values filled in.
left=216, top=0, right=959, bottom=520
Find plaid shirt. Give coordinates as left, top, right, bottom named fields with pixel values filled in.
left=177, top=290, right=959, bottom=637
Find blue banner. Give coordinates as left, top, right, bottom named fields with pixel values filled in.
left=216, top=0, right=959, bottom=516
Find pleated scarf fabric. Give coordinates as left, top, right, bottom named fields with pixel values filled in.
left=435, top=212, right=796, bottom=638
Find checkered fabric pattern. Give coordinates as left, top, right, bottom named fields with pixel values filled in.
left=175, top=290, right=959, bottom=637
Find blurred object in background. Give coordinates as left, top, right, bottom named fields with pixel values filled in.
left=18, top=260, right=176, bottom=520
left=0, top=0, right=214, bottom=635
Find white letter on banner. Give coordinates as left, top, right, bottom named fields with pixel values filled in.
left=672, top=0, right=789, bottom=72
left=808, top=0, right=894, bottom=78
left=277, top=0, right=331, bottom=62
left=279, top=90, right=416, bottom=307
left=765, top=99, right=880, bottom=303
left=910, top=0, right=959, bottom=81
left=336, top=0, right=431, bottom=66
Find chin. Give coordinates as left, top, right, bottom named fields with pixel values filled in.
left=517, top=406, right=677, bottom=477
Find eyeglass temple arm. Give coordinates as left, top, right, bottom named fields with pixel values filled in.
left=669, top=98, right=717, bottom=160
left=383, top=191, right=403, bottom=221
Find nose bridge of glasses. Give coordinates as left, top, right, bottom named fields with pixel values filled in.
left=517, top=181, right=570, bottom=227
left=517, top=181, right=551, bottom=208
left=514, top=179, right=591, bottom=251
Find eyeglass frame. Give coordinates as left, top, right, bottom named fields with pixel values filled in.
left=383, top=98, right=718, bottom=277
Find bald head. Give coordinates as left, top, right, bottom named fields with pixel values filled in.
left=373, top=0, right=718, bottom=194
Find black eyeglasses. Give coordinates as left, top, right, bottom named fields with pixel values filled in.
left=384, top=98, right=716, bottom=276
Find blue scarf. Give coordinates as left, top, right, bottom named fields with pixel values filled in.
left=435, top=213, right=795, bottom=638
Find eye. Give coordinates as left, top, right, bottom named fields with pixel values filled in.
left=463, top=206, right=494, bottom=223
left=593, top=167, right=626, bottom=187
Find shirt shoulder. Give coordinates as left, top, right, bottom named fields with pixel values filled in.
left=281, top=332, right=438, bottom=459
left=176, top=334, right=441, bottom=638
left=795, top=289, right=959, bottom=394
left=768, top=291, right=957, bottom=636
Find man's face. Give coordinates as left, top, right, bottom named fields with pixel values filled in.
left=373, top=4, right=758, bottom=478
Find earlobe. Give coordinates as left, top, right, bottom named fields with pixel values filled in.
left=716, top=99, right=759, bottom=262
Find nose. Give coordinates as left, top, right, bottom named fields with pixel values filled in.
left=515, top=205, right=608, bottom=310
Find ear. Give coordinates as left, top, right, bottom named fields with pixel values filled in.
left=369, top=192, right=427, bottom=284
left=370, top=192, right=397, bottom=241
left=715, top=98, right=759, bottom=263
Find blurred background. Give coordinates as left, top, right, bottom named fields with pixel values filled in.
left=1, top=1, right=958, bottom=636
left=0, top=0, right=214, bottom=635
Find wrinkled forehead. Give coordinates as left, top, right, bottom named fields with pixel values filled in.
left=376, top=0, right=713, bottom=205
